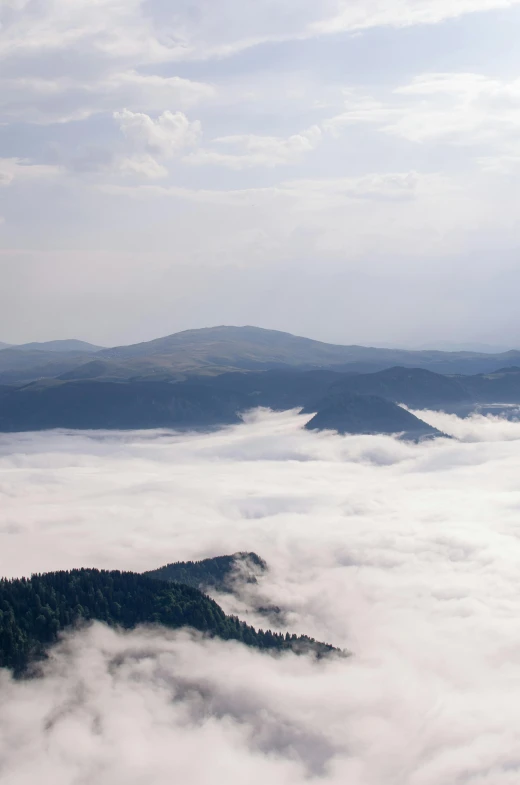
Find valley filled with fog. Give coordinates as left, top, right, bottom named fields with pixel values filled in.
left=2, top=408, right=520, bottom=783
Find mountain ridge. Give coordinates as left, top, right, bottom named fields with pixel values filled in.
left=305, top=393, right=445, bottom=440
left=0, top=339, right=102, bottom=354
left=2, top=326, right=520, bottom=385
left=2, top=364, right=520, bottom=433
left=0, top=566, right=339, bottom=674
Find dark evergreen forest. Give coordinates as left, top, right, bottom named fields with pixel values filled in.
left=145, top=552, right=266, bottom=591
left=0, top=568, right=337, bottom=674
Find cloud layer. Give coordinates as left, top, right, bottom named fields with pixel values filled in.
left=2, top=410, right=520, bottom=782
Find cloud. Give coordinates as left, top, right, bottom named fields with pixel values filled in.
left=2, top=0, right=519, bottom=66
left=0, top=1, right=214, bottom=126
left=313, top=0, right=520, bottom=34
left=278, top=171, right=431, bottom=204
left=185, top=126, right=322, bottom=169
left=115, top=110, right=201, bottom=157
left=2, top=1, right=520, bottom=353
left=95, top=168, right=471, bottom=265
left=1, top=1, right=518, bottom=130
left=0, top=157, right=62, bottom=186
left=101, top=170, right=441, bottom=206
left=0, top=72, right=214, bottom=125
left=388, top=73, right=520, bottom=145
left=4, top=410, right=520, bottom=782
left=114, top=109, right=202, bottom=178
left=410, top=407, right=520, bottom=441
left=327, top=72, right=520, bottom=168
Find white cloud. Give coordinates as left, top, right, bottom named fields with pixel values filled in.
left=3, top=411, right=520, bottom=782
left=115, top=109, right=201, bottom=157
left=185, top=126, right=322, bottom=169
left=0, top=0, right=517, bottom=135
left=314, top=0, right=520, bottom=34
left=388, top=73, right=520, bottom=144
left=328, top=72, right=520, bottom=165
left=0, top=72, right=214, bottom=125
left=114, top=109, right=202, bottom=178
left=0, top=1, right=215, bottom=125
left=278, top=171, right=433, bottom=205
left=1, top=0, right=519, bottom=66
left=0, top=0, right=154, bottom=62
left=117, top=154, right=169, bottom=179
left=0, top=157, right=62, bottom=186
left=410, top=408, right=520, bottom=441
left=101, top=170, right=439, bottom=205
left=324, top=94, right=397, bottom=132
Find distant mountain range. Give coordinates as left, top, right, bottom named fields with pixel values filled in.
left=3, top=339, right=103, bottom=354
left=2, top=326, right=520, bottom=385
left=1, top=327, right=520, bottom=436
left=0, top=340, right=105, bottom=385
left=1, top=364, right=520, bottom=436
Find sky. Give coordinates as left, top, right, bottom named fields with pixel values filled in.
left=3, top=409, right=520, bottom=782
left=1, top=0, right=520, bottom=347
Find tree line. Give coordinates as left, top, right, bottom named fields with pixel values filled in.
left=0, top=568, right=336, bottom=674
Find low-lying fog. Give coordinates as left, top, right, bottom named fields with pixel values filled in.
left=2, top=408, right=520, bottom=784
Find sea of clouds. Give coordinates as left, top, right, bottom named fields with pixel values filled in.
left=2, top=408, right=520, bottom=784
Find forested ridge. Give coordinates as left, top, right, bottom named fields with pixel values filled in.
left=0, top=568, right=337, bottom=674
left=145, top=552, right=266, bottom=591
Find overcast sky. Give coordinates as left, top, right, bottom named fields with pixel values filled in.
left=1, top=0, right=520, bottom=347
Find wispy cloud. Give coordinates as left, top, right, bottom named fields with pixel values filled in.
left=327, top=72, right=520, bottom=167
left=2, top=0, right=519, bottom=65
left=185, top=126, right=322, bottom=169
left=0, top=158, right=62, bottom=186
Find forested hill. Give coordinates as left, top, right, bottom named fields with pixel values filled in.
left=305, top=393, right=445, bottom=439
left=145, top=552, right=266, bottom=591
left=0, top=569, right=337, bottom=674
left=0, top=381, right=248, bottom=432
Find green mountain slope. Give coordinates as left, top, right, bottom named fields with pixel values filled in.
left=0, top=569, right=338, bottom=674
left=145, top=552, right=266, bottom=591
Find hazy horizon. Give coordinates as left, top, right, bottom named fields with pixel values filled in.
left=0, top=323, right=518, bottom=355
